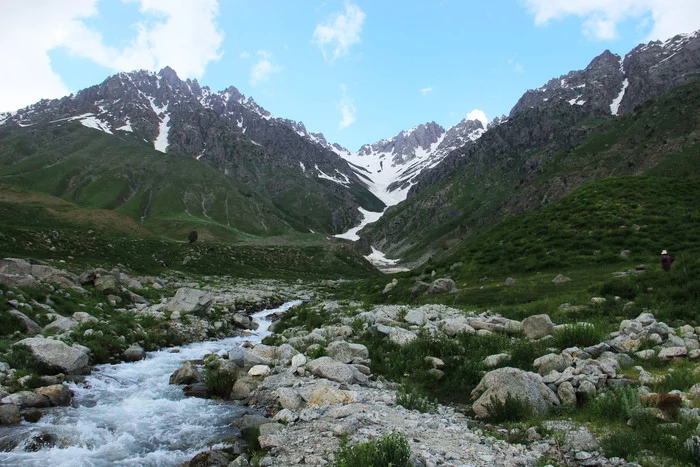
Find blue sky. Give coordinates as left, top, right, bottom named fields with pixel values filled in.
left=1, top=0, right=699, bottom=151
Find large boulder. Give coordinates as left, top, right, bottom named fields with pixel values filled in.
left=326, top=341, right=369, bottom=364
left=0, top=258, right=79, bottom=288
left=1, top=391, right=51, bottom=408
left=427, top=278, right=456, bottom=295
left=374, top=324, right=417, bottom=346
left=306, top=357, right=367, bottom=385
left=34, top=384, right=73, bottom=406
left=522, top=314, right=555, bottom=340
left=0, top=404, right=20, bottom=425
left=43, top=316, right=79, bottom=335
left=16, top=337, right=90, bottom=374
left=166, top=288, right=213, bottom=316
left=123, top=344, right=146, bottom=362
left=169, top=361, right=202, bottom=385
left=7, top=309, right=41, bottom=335
left=94, top=275, right=120, bottom=295
left=471, top=367, right=560, bottom=419
left=441, top=316, right=476, bottom=337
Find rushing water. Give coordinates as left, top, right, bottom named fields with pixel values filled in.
left=0, top=300, right=302, bottom=467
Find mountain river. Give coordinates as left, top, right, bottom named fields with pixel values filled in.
left=0, top=300, right=302, bottom=466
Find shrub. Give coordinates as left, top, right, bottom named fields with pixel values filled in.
left=552, top=323, right=606, bottom=349
left=203, top=361, right=237, bottom=399
left=652, top=366, right=698, bottom=393
left=307, top=345, right=328, bottom=359
left=188, top=230, right=198, bottom=243
left=396, top=387, right=437, bottom=413
left=483, top=394, right=534, bottom=423
left=333, top=431, right=411, bottom=467
left=588, top=385, right=641, bottom=422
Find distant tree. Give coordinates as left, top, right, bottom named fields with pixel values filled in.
left=188, top=230, right=198, bottom=244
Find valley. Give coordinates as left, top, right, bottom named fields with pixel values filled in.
left=0, top=27, right=699, bottom=467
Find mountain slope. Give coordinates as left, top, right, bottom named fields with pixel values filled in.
left=358, top=77, right=700, bottom=266
left=0, top=68, right=384, bottom=235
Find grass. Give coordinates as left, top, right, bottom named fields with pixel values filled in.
left=332, top=432, right=411, bottom=467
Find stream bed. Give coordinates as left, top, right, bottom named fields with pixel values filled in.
left=0, top=300, right=301, bottom=466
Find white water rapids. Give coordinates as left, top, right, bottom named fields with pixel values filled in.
left=0, top=300, right=302, bottom=466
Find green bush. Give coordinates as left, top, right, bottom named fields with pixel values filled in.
left=333, top=431, right=411, bottom=467
left=588, top=385, right=641, bottom=422
left=396, top=387, right=437, bottom=413
left=552, top=323, right=606, bottom=349
left=203, top=361, right=237, bottom=399
left=483, top=394, right=534, bottom=423
left=652, top=366, right=698, bottom=393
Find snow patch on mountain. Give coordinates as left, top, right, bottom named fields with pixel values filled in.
left=116, top=120, right=133, bottom=132
left=80, top=116, right=113, bottom=134
left=334, top=208, right=384, bottom=241
left=148, top=97, right=170, bottom=153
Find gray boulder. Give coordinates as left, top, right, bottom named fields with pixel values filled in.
left=123, top=344, right=146, bottom=362
left=326, top=341, right=369, bottom=364
left=552, top=274, right=571, bottom=284
left=374, top=324, right=417, bottom=346
left=7, top=309, right=41, bottom=335
left=522, top=314, right=555, bottom=340
left=0, top=258, right=79, bottom=288
left=43, top=316, right=78, bottom=335
left=0, top=404, right=20, bottom=425
left=166, top=288, right=213, bottom=316
left=441, top=316, right=476, bottom=336
left=94, top=275, right=120, bottom=295
left=1, top=391, right=51, bottom=408
left=306, top=357, right=367, bottom=385
left=169, top=361, right=202, bottom=385
left=471, top=367, right=560, bottom=419
left=427, top=278, right=456, bottom=294
left=34, top=384, right=73, bottom=406
left=16, top=337, right=90, bottom=374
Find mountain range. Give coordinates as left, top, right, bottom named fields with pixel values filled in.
left=1, top=30, right=699, bottom=270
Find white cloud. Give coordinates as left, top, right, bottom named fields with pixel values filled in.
left=467, top=109, right=488, bottom=127
left=337, top=84, right=356, bottom=129
left=522, top=0, right=700, bottom=41
left=0, top=0, right=223, bottom=112
left=420, top=87, right=433, bottom=96
left=240, top=51, right=251, bottom=59
left=312, top=3, right=366, bottom=62
left=250, top=50, right=282, bottom=85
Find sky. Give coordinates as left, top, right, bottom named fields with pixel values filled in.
left=1, top=0, right=699, bottom=151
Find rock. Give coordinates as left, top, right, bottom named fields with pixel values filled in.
left=641, top=393, right=683, bottom=420
left=577, top=380, right=597, bottom=399
left=326, top=341, right=369, bottom=364
left=16, top=337, right=90, bottom=374
left=659, top=347, right=688, bottom=360
left=229, top=455, right=250, bottom=467
left=276, top=387, right=302, bottom=410
left=166, top=288, right=213, bottom=316
left=0, top=258, right=79, bottom=288
left=273, top=409, right=298, bottom=424
left=1, top=391, right=51, bottom=408
left=94, top=275, right=120, bottom=295
left=608, top=336, right=642, bottom=354
left=552, top=274, right=571, bottom=284
left=533, top=353, right=570, bottom=375
left=583, top=342, right=610, bottom=358
left=0, top=404, right=20, bottom=425
left=557, top=381, right=576, bottom=405
left=427, top=278, right=456, bottom=294
left=471, top=367, right=560, bottom=418
left=410, top=281, right=430, bottom=297
left=441, top=317, right=476, bottom=337
left=306, top=357, right=366, bottom=385
left=43, top=316, right=79, bottom=334
left=122, top=344, right=145, bottom=362
left=590, top=297, right=607, bottom=304
left=6, top=309, right=41, bottom=335
left=504, top=277, right=516, bottom=287
left=424, top=356, right=444, bottom=369
left=248, top=365, right=271, bottom=377
left=374, top=324, right=417, bottom=346
left=382, top=279, right=397, bottom=294
left=635, top=349, right=656, bottom=360
left=620, top=250, right=632, bottom=259
left=404, top=309, right=428, bottom=326
left=72, top=312, right=99, bottom=324
left=34, top=384, right=72, bottom=406
left=619, top=319, right=643, bottom=335
left=522, top=314, right=555, bottom=340
left=307, top=385, right=355, bottom=406
left=291, top=354, right=307, bottom=369
left=183, top=382, right=208, bottom=398
left=230, top=376, right=258, bottom=400
left=169, top=361, right=202, bottom=385
left=483, top=353, right=510, bottom=368
left=186, top=449, right=230, bottom=467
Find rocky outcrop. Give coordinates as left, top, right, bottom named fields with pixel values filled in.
left=166, top=288, right=213, bottom=316
left=471, top=367, right=560, bottom=418
left=16, top=337, right=90, bottom=375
